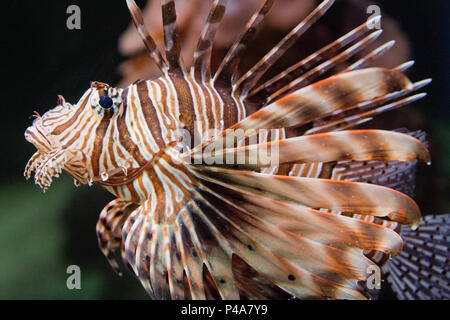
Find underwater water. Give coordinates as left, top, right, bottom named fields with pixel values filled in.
left=1, top=0, right=448, bottom=299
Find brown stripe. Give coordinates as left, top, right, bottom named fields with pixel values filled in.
left=136, top=81, right=165, bottom=148
left=129, top=85, right=154, bottom=156
left=208, top=83, right=223, bottom=127
left=162, top=1, right=176, bottom=25
left=171, top=76, right=195, bottom=135
left=154, top=79, right=177, bottom=131
left=197, top=39, right=211, bottom=52
left=144, top=166, right=165, bottom=224
left=318, top=162, right=336, bottom=179
left=162, top=0, right=183, bottom=76
left=26, top=131, right=46, bottom=149
left=117, top=88, right=146, bottom=166
left=137, top=172, right=148, bottom=199
left=91, top=117, right=111, bottom=177
left=52, top=94, right=89, bottom=135
left=210, top=4, right=226, bottom=23
left=196, top=81, right=216, bottom=129
left=322, top=77, right=364, bottom=109
left=124, top=180, right=140, bottom=202
left=107, top=134, right=119, bottom=168
left=194, top=57, right=204, bottom=81
left=214, top=84, right=238, bottom=128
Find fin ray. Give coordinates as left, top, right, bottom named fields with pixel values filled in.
left=214, top=0, right=274, bottom=86
left=196, top=130, right=430, bottom=168
left=161, top=0, right=184, bottom=75
left=235, top=0, right=336, bottom=95
left=190, top=165, right=421, bottom=226
left=126, top=0, right=168, bottom=73
left=249, top=16, right=382, bottom=101
left=96, top=199, right=138, bottom=275
left=192, top=0, right=229, bottom=81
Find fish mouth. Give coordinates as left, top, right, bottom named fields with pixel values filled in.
left=24, top=126, right=53, bottom=153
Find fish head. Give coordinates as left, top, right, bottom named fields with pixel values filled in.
left=24, top=81, right=125, bottom=190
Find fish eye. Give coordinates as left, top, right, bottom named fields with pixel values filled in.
left=90, top=85, right=122, bottom=115
left=99, top=95, right=113, bottom=109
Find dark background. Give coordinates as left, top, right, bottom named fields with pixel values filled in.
left=0, top=0, right=448, bottom=299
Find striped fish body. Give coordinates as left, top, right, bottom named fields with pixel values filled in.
left=24, top=72, right=245, bottom=193
left=95, top=73, right=248, bottom=205
left=24, top=0, right=437, bottom=300
left=125, top=75, right=246, bottom=148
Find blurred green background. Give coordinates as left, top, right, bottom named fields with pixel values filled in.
left=0, top=177, right=147, bottom=298
left=1, top=0, right=449, bottom=299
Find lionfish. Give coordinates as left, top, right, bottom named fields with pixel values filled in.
left=24, top=0, right=447, bottom=299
